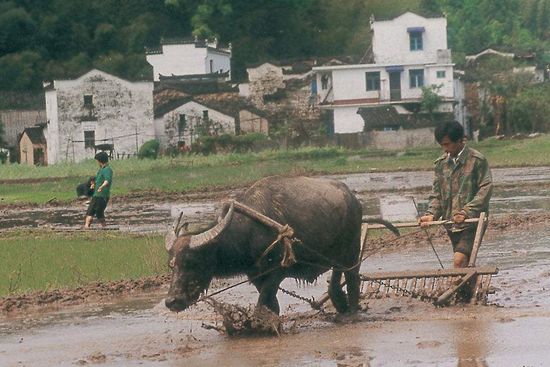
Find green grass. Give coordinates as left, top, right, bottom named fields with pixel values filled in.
left=1, top=136, right=550, bottom=204
left=0, top=230, right=168, bottom=297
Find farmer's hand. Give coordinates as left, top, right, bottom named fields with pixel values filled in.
left=453, top=214, right=466, bottom=224
left=419, top=215, right=434, bottom=228
left=98, top=187, right=103, bottom=193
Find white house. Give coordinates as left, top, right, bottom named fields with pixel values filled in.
left=154, top=99, right=236, bottom=151
left=313, top=12, right=455, bottom=133
left=146, top=37, right=232, bottom=82
left=44, top=69, right=154, bottom=164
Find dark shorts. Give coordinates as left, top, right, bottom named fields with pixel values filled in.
left=446, top=228, right=477, bottom=256
left=86, top=197, right=109, bottom=220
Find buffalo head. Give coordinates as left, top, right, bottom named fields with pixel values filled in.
left=165, top=202, right=235, bottom=312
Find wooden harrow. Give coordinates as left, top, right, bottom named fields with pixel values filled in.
left=312, top=212, right=498, bottom=308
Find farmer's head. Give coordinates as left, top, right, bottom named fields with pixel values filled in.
left=95, top=152, right=109, bottom=167
left=434, top=121, right=465, bottom=156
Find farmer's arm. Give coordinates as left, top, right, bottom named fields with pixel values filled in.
left=420, top=166, right=443, bottom=227
left=97, top=180, right=109, bottom=192
left=458, top=159, right=493, bottom=219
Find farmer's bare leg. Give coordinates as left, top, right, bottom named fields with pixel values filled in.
left=84, top=216, right=93, bottom=228
left=453, top=252, right=469, bottom=268
left=99, top=218, right=106, bottom=227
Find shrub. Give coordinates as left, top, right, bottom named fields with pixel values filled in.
left=138, top=139, right=160, bottom=159
left=192, top=134, right=268, bottom=155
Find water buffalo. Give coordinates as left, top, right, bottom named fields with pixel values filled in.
left=165, top=176, right=397, bottom=314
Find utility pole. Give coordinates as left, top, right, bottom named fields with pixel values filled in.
left=135, top=124, right=139, bottom=155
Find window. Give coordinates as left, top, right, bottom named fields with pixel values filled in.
left=321, top=74, right=329, bottom=90
left=84, top=131, right=95, bottom=149
left=210, top=60, right=214, bottom=73
left=410, top=31, right=423, bottom=51
left=365, top=72, right=381, bottom=91
left=84, top=95, right=93, bottom=107
left=437, top=70, right=446, bottom=78
left=178, top=114, right=186, bottom=134
left=203, top=110, right=209, bottom=120
left=409, top=69, right=424, bottom=88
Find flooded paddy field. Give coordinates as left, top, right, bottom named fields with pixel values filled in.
left=1, top=226, right=550, bottom=366
left=2, top=167, right=550, bottom=366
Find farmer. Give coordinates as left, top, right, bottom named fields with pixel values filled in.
left=84, top=152, right=113, bottom=228
left=419, top=121, right=493, bottom=269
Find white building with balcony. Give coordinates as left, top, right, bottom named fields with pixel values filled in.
left=313, top=12, right=454, bottom=133
left=146, top=37, right=231, bottom=82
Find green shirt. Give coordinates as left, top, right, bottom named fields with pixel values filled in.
left=93, top=164, right=113, bottom=198
left=426, top=146, right=492, bottom=228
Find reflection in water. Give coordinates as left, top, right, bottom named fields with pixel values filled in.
left=455, top=319, right=490, bottom=367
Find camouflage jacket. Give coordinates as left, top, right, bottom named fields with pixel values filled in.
left=426, top=146, right=493, bottom=228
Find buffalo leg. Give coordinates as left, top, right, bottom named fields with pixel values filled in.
left=252, top=274, right=284, bottom=314
left=344, top=269, right=361, bottom=313
left=329, top=270, right=349, bottom=313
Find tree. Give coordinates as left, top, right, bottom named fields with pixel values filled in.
left=421, top=85, right=443, bottom=118
left=0, top=51, right=43, bottom=90
left=0, top=6, right=36, bottom=56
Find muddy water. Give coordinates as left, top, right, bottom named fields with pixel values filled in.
left=1, top=229, right=550, bottom=366
left=3, top=186, right=550, bottom=231
left=331, top=166, right=550, bottom=192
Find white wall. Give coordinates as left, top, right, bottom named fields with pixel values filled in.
left=327, top=64, right=454, bottom=103
left=333, top=106, right=364, bottom=133
left=46, top=70, right=154, bottom=164
left=367, top=127, right=436, bottom=150
left=147, top=44, right=207, bottom=81
left=372, top=12, right=448, bottom=65
left=44, top=89, right=60, bottom=164
left=156, top=101, right=236, bottom=149
left=206, top=50, right=231, bottom=75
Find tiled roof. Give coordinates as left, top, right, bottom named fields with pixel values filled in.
left=20, top=125, right=46, bottom=144
left=0, top=91, right=45, bottom=110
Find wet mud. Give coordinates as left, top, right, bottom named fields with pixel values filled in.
left=3, top=168, right=550, bottom=365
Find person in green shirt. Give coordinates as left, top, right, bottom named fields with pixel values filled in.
left=419, top=121, right=493, bottom=269
left=84, top=152, right=113, bottom=228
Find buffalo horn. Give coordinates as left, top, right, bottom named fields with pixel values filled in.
left=189, top=201, right=235, bottom=250
left=165, top=212, right=185, bottom=252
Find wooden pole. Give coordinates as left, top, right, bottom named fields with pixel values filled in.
left=468, top=212, right=487, bottom=268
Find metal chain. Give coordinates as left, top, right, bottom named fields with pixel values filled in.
left=278, top=286, right=317, bottom=307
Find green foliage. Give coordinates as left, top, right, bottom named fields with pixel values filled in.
left=0, top=0, right=550, bottom=88
left=0, top=50, right=43, bottom=90
left=138, top=139, right=160, bottom=159
left=193, top=133, right=268, bottom=154
left=2, top=137, right=550, bottom=204
left=0, top=230, right=166, bottom=296
left=420, top=85, right=443, bottom=115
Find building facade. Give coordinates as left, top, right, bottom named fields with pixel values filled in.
left=19, top=125, right=47, bottom=166
left=154, top=99, right=236, bottom=151
left=146, top=37, right=231, bottom=82
left=44, top=69, right=154, bottom=164
left=313, top=12, right=455, bottom=133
